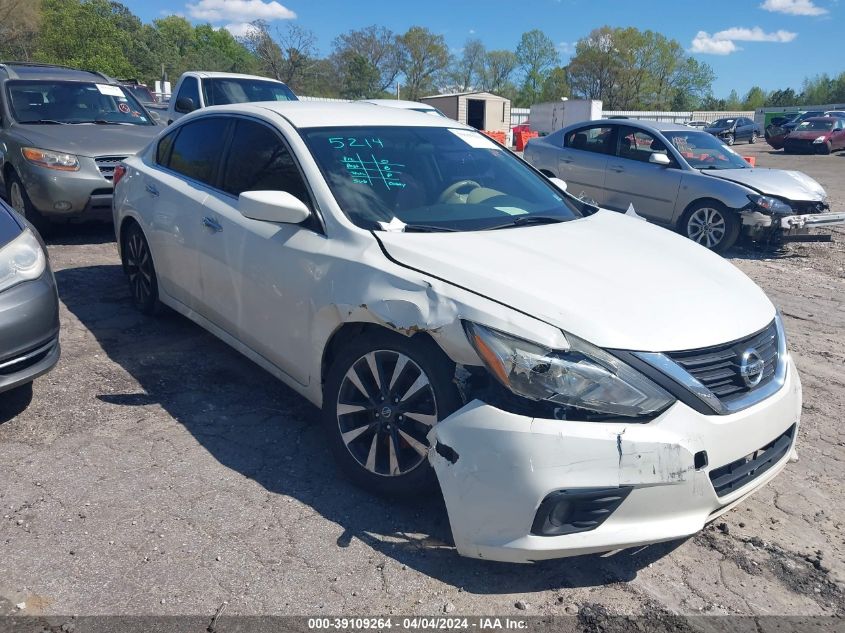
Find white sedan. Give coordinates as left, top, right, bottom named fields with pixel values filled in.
left=113, top=102, right=801, bottom=563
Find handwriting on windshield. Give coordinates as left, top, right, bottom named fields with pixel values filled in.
left=342, top=155, right=406, bottom=189
left=329, top=137, right=384, bottom=149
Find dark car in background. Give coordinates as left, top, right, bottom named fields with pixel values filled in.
left=0, top=62, right=162, bottom=233
left=0, top=197, right=59, bottom=399
left=765, top=111, right=825, bottom=149
left=705, top=117, right=762, bottom=145
left=783, top=117, right=845, bottom=154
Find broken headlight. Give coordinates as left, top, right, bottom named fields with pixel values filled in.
left=463, top=322, right=674, bottom=418
left=748, top=194, right=792, bottom=214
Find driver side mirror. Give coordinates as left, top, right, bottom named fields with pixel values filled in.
left=649, top=153, right=671, bottom=166
left=239, top=191, right=310, bottom=224
left=175, top=97, right=196, bottom=114
left=548, top=177, right=567, bottom=192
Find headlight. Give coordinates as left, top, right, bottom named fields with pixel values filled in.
left=463, top=322, right=674, bottom=418
left=813, top=136, right=827, bottom=144
left=748, top=194, right=793, bottom=214
left=0, top=229, right=47, bottom=293
left=22, top=147, right=80, bottom=171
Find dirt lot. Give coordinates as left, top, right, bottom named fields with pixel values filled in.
left=1, top=141, right=843, bottom=622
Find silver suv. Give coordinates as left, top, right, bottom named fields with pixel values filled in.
left=0, top=62, right=161, bottom=233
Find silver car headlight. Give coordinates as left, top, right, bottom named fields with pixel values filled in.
left=464, top=322, right=674, bottom=418
left=748, top=194, right=793, bottom=214
left=0, top=229, right=47, bottom=293
left=22, top=147, right=80, bottom=171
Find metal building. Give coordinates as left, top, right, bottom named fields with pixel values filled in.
left=420, top=91, right=512, bottom=133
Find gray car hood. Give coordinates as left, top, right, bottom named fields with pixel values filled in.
left=11, top=123, right=160, bottom=158
left=702, top=167, right=827, bottom=202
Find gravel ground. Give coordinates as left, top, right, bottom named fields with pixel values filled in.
left=0, top=141, right=843, bottom=621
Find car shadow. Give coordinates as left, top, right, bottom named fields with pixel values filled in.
left=0, top=383, right=33, bottom=424
left=54, top=263, right=685, bottom=593
left=45, top=221, right=115, bottom=246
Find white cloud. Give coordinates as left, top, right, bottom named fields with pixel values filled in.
left=761, top=0, right=827, bottom=15
left=691, top=26, right=797, bottom=55
left=557, top=41, right=576, bottom=55
left=224, top=22, right=257, bottom=37
left=186, top=0, right=296, bottom=22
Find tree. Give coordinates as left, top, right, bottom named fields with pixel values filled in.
left=725, top=89, right=742, bottom=110
left=450, top=38, right=486, bottom=91
left=515, top=30, right=559, bottom=106
left=331, top=26, right=401, bottom=94
left=480, top=49, right=518, bottom=94
left=742, top=86, right=768, bottom=110
left=539, top=67, right=569, bottom=102
left=337, top=53, right=381, bottom=99
left=397, top=26, right=450, bottom=100
left=767, top=88, right=798, bottom=107
left=0, top=0, right=41, bottom=61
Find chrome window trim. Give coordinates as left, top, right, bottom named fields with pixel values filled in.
left=634, top=313, right=787, bottom=415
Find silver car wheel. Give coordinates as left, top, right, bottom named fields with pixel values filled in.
left=125, top=231, right=154, bottom=305
left=9, top=181, right=26, bottom=217
left=687, top=207, right=726, bottom=249
left=336, top=350, right=437, bottom=477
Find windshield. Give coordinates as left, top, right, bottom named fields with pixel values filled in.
left=799, top=111, right=824, bottom=120
left=301, top=126, right=582, bottom=231
left=664, top=130, right=750, bottom=170
left=412, top=107, right=447, bottom=117
left=124, top=85, right=156, bottom=103
left=7, top=80, right=153, bottom=125
left=201, top=78, right=297, bottom=106
left=710, top=118, right=735, bottom=128
left=797, top=120, right=833, bottom=131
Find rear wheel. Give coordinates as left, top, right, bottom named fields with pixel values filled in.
left=6, top=172, right=51, bottom=236
left=322, top=331, right=462, bottom=496
left=749, top=131, right=758, bottom=144
left=681, top=201, right=740, bottom=253
left=121, top=223, right=161, bottom=315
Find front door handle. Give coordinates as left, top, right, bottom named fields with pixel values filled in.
left=145, top=183, right=159, bottom=197
left=560, top=158, right=574, bottom=164
left=202, top=216, right=223, bottom=232
left=609, top=165, right=625, bottom=173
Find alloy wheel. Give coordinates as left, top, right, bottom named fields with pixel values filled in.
left=687, top=207, right=726, bottom=249
left=125, top=231, right=154, bottom=306
left=336, top=350, right=438, bottom=477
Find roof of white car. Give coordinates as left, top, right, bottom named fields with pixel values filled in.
left=232, top=101, right=466, bottom=129
left=181, top=71, right=285, bottom=81
left=360, top=99, right=437, bottom=110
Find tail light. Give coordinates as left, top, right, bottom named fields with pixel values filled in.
left=113, top=164, right=127, bottom=187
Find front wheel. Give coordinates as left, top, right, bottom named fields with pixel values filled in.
left=724, top=134, right=735, bottom=146
left=121, top=223, right=161, bottom=315
left=322, top=331, right=462, bottom=496
left=681, top=202, right=740, bottom=253
left=6, top=172, right=51, bottom=236
left=818, top=141, right=832, bottom=155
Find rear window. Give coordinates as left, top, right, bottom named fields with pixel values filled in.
left=201, top=78, right=297, bottom=105
left=167, top=118, right=230, bottom=185
left=564, top=125, right=615, bottom=155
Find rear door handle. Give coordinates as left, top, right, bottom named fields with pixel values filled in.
left=560, top=158, right=574, bottom=164
left=145, top=184, right=159, bottom=197
left=609, top=165, right=625, bottom=173
left=202, top=216, right=222, bottom=232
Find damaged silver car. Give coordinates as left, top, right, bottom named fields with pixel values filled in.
left=524, top=119, right=845, bottom=252
left=114, top=103, right=802, bottom=562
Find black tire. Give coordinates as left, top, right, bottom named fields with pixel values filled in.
left=322, top=330, right=462, bottom=496
left=680, top=201, right=741, bottom=253
left=5, top=171, right=51, bottom=237
left=724, top=134, right=735, bottom=146
left=121, top=222, right=161, bottom=315
left=749, top=131, right=758, bottom=144
left=818, top=141, right=832, bottom=155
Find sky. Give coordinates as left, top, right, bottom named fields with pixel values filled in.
left=120, top=0, right=841, bottom=98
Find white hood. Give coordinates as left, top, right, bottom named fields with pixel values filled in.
left=377, top=211, right=775, bottom=352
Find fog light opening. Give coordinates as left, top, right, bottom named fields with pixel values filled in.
left=694, top=451, right=709, bottom=471
left=53, top=201, right=72, bottom=211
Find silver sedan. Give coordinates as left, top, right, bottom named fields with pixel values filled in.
left=524, top=119, right=844, bottom=252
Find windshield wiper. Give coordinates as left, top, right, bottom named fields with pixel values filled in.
left=24, top=119, right=67, bottom=125
left=401, top=224, right=460, bottom=233
left=483, top=215, right=567, bottom=230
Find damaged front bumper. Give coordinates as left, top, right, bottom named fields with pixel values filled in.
left=741, top=209, right=845, bottom=242
left=428, top=357, right=801, bottom=563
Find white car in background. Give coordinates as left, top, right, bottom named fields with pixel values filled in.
left=113, top=102, right=801, bottom=563
left=360, top=98, right=447, bottom=117
left=686, top=120, right=710, bottom=129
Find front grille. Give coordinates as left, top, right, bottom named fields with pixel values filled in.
left=95, top=156, right=127, bottom=181
left=0, top=338, right=57, bottom=376
left=791, top=200, right=830, bottom=214
left=709, top=424, right=795, bottom=497
left=667, top=321, right=778, bottom=404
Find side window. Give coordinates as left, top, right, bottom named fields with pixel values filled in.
left=616, top=126, right=670, bottom=164
left=156, top=129, right=177, bottom=167
left=168, top=117, right=230, bottom=185
left=564, top=125, right=615, bottom=155
left=220, top=119, right=310, bottom=205
left=175, top=77, right=200, bottom=113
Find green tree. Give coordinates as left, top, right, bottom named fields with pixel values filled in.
left=725, top=89, right=742, bottom=110
left=742, top=86, right=768, bottom=110
left=0, top=0, right=41, bottom=61
left=539, top=66, right=569, bottom=102
left=767, top=88, right=798, bottom=107
left=337, top=53, right=381, bottom=99
left=450, top=38, right=486, bottom=91
left=515, top=29, right=559, bottom=106
left=480, top=49, right=518, bottom=94
left=331, top=26, right=401, bottom=94
left=397, top=26, right=450, bottom=100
